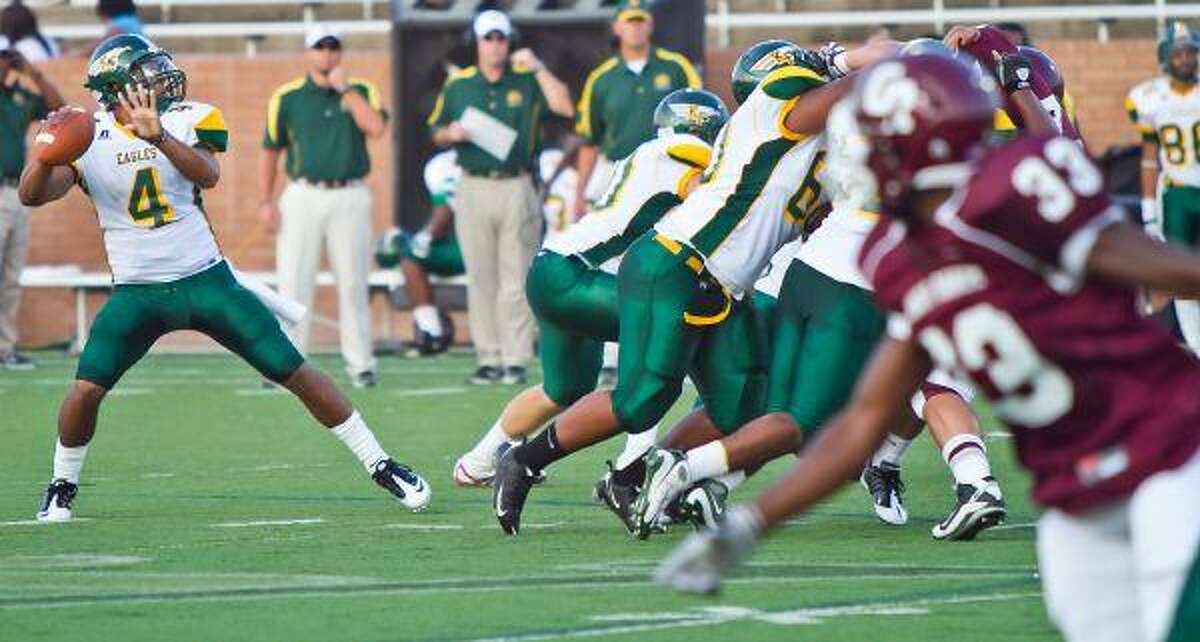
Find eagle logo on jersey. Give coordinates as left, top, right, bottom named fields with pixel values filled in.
left=654, top=73, right=671, bottom=90
left=506, top=89, right=523, bottom=107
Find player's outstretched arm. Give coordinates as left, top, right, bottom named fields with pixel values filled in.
left=751, top=337, right=930, bottom=529
left=784, top=40, right=900, bottom=135
left=18, top=160, right=76, bottom=207
left=1088, top=223, right=1200, bottom=299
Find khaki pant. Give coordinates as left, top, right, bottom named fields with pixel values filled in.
left=0, top=186, right=29, bottom=355
left=276, top=181, right=376, bottom=376
left=454, top=174, right=540, bottom=368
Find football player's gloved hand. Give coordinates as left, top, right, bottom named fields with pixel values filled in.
left=996, top=52, right=1034, bottom=94
left=653, top=505, right=763, bottom=594
left=410, top=228, right=434, bottom=259
left=1141, top=197, right=1164, bottom=242
left=817, top=42, right=850, bottom=80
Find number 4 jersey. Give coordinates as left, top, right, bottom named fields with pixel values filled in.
left=860, top=135, right=1200, bottom=513
left=73, top=102, right=229, bottom=284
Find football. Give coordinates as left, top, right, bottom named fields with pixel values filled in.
left=34, top=106, right=95, bottom=166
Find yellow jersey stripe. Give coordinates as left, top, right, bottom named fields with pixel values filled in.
left=655, top=48, right=701, bottom=89
left=666, top=142, right=712, bottom=169
left=195, top=106, right=228, bottom=134
left=349, top=77, right=383, bottom=110
left=575, top=57, right=620, bottom=139
left=266, top=77, right=305, bottom=145
left=427, top=67, right=478, bottom=127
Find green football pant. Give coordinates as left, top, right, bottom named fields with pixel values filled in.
left=766, top=260, right=886, bottom=433
left=1163, top=185, right=1200, bottom=249
left=525, top=251, right=619, bottom=406
left=76, top=261, right=305, bottom=389
left=404, top=234, right=465, bottom=276
left=613, top=233, right=766, bottom=435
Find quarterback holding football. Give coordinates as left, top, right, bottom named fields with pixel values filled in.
left=19, top=34, right=431, bottom=521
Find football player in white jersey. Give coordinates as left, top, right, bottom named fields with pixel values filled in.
left=19, top=34, right=430, bottom=521
left=1127, top=21, right=1200, bottom=354
left=491, top=39, right=898, bottom=536
left=453, top=90, right=725, bottom=501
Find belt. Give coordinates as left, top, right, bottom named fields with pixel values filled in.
left=653, top=233, right=706, bottom=275
left=296, top=178, right=361, bottom=189
left=654, top=234, right=733, bottom=327
left=464, top=169, right=525, bottom=179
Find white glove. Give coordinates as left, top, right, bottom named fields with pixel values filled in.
left=653, top=505, right=763, bottom=594
left=410, top=228, right=434, bottom=259
left=818, top=42, right=851, bottom=80
left=1141, top=197, right=1164, bottom=241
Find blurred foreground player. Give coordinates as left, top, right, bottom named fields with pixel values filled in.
left=656, top=54, right=1200, bottom=642
left=20, top=35, right=430, bottom=521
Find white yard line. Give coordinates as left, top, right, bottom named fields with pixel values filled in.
left=0, top=518, right=93, bottom=527
left=991, top=522, right=1037, bottom=531
left=211, top=518, right=324, bottom=528
left=391, top=387, right=467, bottom=397
left=383, top=523, right=463, bottom=531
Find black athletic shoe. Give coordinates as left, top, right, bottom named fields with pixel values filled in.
left=351, top=371, right=377, bottom=388
left=593, top=462, right=640, bottom=534
left=37, top=478, right=77, bottom=522
left=495, top=441, right=546, bottom=485
left=501, top=366, right=527, bottom=385
left=493, top=448, right=539, bottom=535
left=371, top=459, right=431, bottom=511
left=932, top=476, right=1006, bottom=541
left=861, top=462, right=908, bottom=525
left=469, top=366, right=502, bottom=385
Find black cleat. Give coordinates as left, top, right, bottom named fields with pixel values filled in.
left=37, top=478, right=78, bottom=522
left=492, top=448, right=539, bottom=535
left=469, top=366, right=503, bottom=385
left=861, top=462, right=908, bottom=525
left=593, top=462, right=640, bottom=534
left=932, top=476, right=1006, bottom=541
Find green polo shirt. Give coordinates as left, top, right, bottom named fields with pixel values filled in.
left=575, top=47, right=701, bottom=161
left=262, top=75, right=386, bottom=181
left=1, top=83, right=48, bottom=179
left=427, top=64, right=550, bottom=176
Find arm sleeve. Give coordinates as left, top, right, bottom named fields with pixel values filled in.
left=760, top=64, right=827, bottom=100
left=192, top=105, right=230, bottom=153
left=351, top=78, right=389, bottom=122
left=262, top=88, right=289, bottom=150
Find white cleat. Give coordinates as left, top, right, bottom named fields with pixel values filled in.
left=931, top=476, right=1006, bottom=541
left=632, top=448, right=690, bottom=539
left=860, top=463, right=908, bottom=526
left=372, top=459, right=431, bottom=512
left=654, top=505, right=762, bottom=594
left=452, top=455, right=494, bottom=487
left=36, top=479, right=77, bottom=522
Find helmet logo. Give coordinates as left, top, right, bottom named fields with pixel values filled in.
left=861, top=62, right=920, bottom=136
left=668, top=103, right=716, bottom=125
left=89, top=46, right=131, bottom=77
left=749, top=48, right=796, bottom=73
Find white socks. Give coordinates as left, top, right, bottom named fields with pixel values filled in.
left=1175, top=299, right=1200, bottom=355
left=615, top=425, right=658, bottom=470
left=715, top=470, right=746, bottom=491
left=602, top=341, right=619, bottom=369
left=686, top=441, right=730, bottom=483
left=330, top=411, right=389, bottom=472
left=941, top=434, right=991, bottom=486
left=413, top=305, right=443, bottom=336
left=468, top=419, right=519, bottom=465
left=53, top=439, right=89, bottom=484
left=871, top=434, right=914, bottom=468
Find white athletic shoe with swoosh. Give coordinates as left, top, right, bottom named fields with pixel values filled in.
left=632, top=448, right=690, bottom=539
left=372, top=459, right=431, bottom=512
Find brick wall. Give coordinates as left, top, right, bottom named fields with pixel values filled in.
left=13, top=39, right=1162, bottom=350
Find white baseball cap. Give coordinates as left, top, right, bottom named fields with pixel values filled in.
left=473, top=10, right=512, bottom=40
left=305, top=24, right=342, bottom=49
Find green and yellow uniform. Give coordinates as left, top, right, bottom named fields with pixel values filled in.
left=614, top=61, right=829, bottom=435
left=262, top=75, right=386, bottom=181
left=1127, top=76, right=1200, bottom=247
left=530, top=133, right=710, bottom=406
left=427, top=64, right=550, bottom=176
left=575, top=47, right=701, bottom=163
left=0, top=82, right=47, bottom=181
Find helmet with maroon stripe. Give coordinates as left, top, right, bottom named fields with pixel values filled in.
left=853, top=54, right=998, bottom=216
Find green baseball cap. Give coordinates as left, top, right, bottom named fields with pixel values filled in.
left=614, top=0, right=651, bottom=22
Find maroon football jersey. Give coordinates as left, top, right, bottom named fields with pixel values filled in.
left=860, top=135, right=1200, bottom=512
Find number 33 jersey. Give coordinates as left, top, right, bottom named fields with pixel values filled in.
left=73, top=102, right=229, bottom=284
left=860, top=135, right=1200, bottom=513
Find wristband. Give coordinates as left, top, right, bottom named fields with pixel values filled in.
left=145, top=131, right=167, bottom=146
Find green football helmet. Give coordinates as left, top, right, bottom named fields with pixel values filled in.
left=652, top=88, right=729, bottom=144
left=85, top=34, right=187, bottom=112
left=1158, top=21, right=1200, bottom=82
left=730, top=39, right=811, bottom=105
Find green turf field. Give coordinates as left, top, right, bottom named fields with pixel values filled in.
left=0, top=351, right=1057, bottom=641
